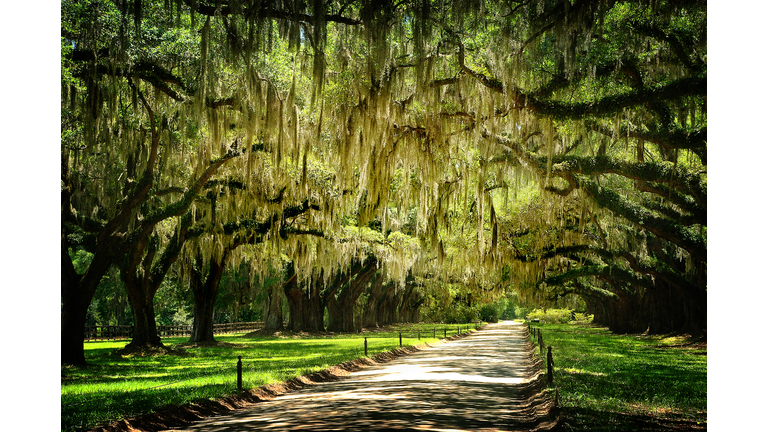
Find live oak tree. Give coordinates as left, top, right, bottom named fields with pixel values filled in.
left=185, top=194, right=324, bottom=342
left=61, top=0, right=248, bottom=363
left=62, top=0, right=706, bottom=364
left=474, top=0, right=707, bottom=333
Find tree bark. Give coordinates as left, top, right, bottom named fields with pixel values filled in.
left=120, top=212, right=199, bottom=348
left=188, top=252, right=228, bottom=343
left=284, top=272, right=325, bottom=332
left=326, top=260, right=378, bottom=332
left=124, top=283, right=163, bottom=347
left=121, top=242, right=165, bottom=348
left=376, top=281, right=398, bottom=326
left=262, top=281, right=284, bottom=331
left=61, top=212, right=121, bottom=364
left=400, top=285, right=424, bottom=323
left=61, top=277, right=92, bottom=365
left=362, top=275, right=385, bottom=328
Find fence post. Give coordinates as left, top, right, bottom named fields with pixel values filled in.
left=364, top=337, right=368, bottom=357
left=444, top=328, right=447, bottom=338
left=237, top=356, right=243, bottom=392
left=418, top=330, right=420, bottom=340
left=399, top=332, right=402, bottom=347
left=433, top=327, right=436, bottom=338
left=538, top=332, right=545, bottom=353
left=547, top=347, right=554, bottom=385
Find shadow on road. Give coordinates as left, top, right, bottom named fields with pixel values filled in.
left=167, top=321, right=557, bottom=432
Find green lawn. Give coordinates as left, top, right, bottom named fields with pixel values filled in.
left=528, top=322, right=707, bottom=431
left=63, top=321, right=701, bottom=432
left=61, top=323, right=476, bottom=432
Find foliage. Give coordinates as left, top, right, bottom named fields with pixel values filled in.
left=154, top=274, right=191, bottom=326
left=86, top=266, right=130, bottom=326
left=442, top=303, right=480, bottom=324
left=62, top=0, right=707, bottom=365
left=478, top=303, right=500, bottom=323
left=526, top=308, right=592, bottom=324
left=67, top=247, right=93, bottom=275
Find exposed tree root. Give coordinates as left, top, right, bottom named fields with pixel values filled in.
left=110, top=343, right=188, bottom=359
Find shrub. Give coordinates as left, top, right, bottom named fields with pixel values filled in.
left=526, top=308, right=575, bottom=324
left=514, top=305, right=530, bottom=319
left=443, top=304, right=480, bottom=323
left=499, top=305, right=515, bottom=320
left=479, top=304, right=500, bottom=323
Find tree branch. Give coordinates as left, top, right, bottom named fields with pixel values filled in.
left=184, top=0, right=362, bottom=25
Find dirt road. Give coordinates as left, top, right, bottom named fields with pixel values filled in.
left=163, top=321, right=557, bottom=432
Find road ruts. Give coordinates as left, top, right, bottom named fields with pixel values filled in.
left=164, top=321, right=558, bottom=432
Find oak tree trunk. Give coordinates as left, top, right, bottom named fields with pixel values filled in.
left=61, top=233, right=116, bottom=365
left=263, top=282, right=284, bottom=331
left=189, top=255, right=228, bottom=343
left=326, top=261, right=378, bottom=332
left=61, top=284, right=91, bottom=365
left=284, top=273, right=325, bottom=332
left=124, top=281, right=163, bottom=347
left=362, top=275, right=385, bottom=328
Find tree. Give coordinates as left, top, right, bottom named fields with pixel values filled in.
left=61, top=0, right=252, bottom=363
left=186, top=197, right=322, bottom=342
left=472, top=0, right=707, bottom=333
left=63, top=0, right=707, bottom=366
left=324, top=257, right=379, bottom=332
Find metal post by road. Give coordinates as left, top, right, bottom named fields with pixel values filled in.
left=237, top=356, right=243, bottom=391
left=547, top=347, right=554, bottom=385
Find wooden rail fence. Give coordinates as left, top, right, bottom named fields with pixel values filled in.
left=83, top=321, right=265, bottom=340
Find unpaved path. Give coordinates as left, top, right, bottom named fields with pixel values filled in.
left=163, top=321, right=557, bottom=432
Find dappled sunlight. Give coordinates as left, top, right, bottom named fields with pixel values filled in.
left=278, top=387, right=414, bottom=402
left=561, top=367, right=606, bottom=377
left=348, top=363, right=527, bottom=385
left=169, top=321, right=556, bottom=432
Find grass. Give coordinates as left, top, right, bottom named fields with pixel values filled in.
left=61, top=322, right=479, bottom=432
left=528, top=322, right=707, bottom=431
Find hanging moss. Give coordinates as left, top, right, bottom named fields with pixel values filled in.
left=63, top=0, right=706, bottom=339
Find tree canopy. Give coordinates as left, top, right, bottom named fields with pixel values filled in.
left=62, top=0, right=706, bottom=364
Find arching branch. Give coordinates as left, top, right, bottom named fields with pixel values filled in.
left=183, top=0, right=362, bottom=26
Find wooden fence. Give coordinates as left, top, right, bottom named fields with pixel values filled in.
left=83, top=321, right=265, bottom=341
